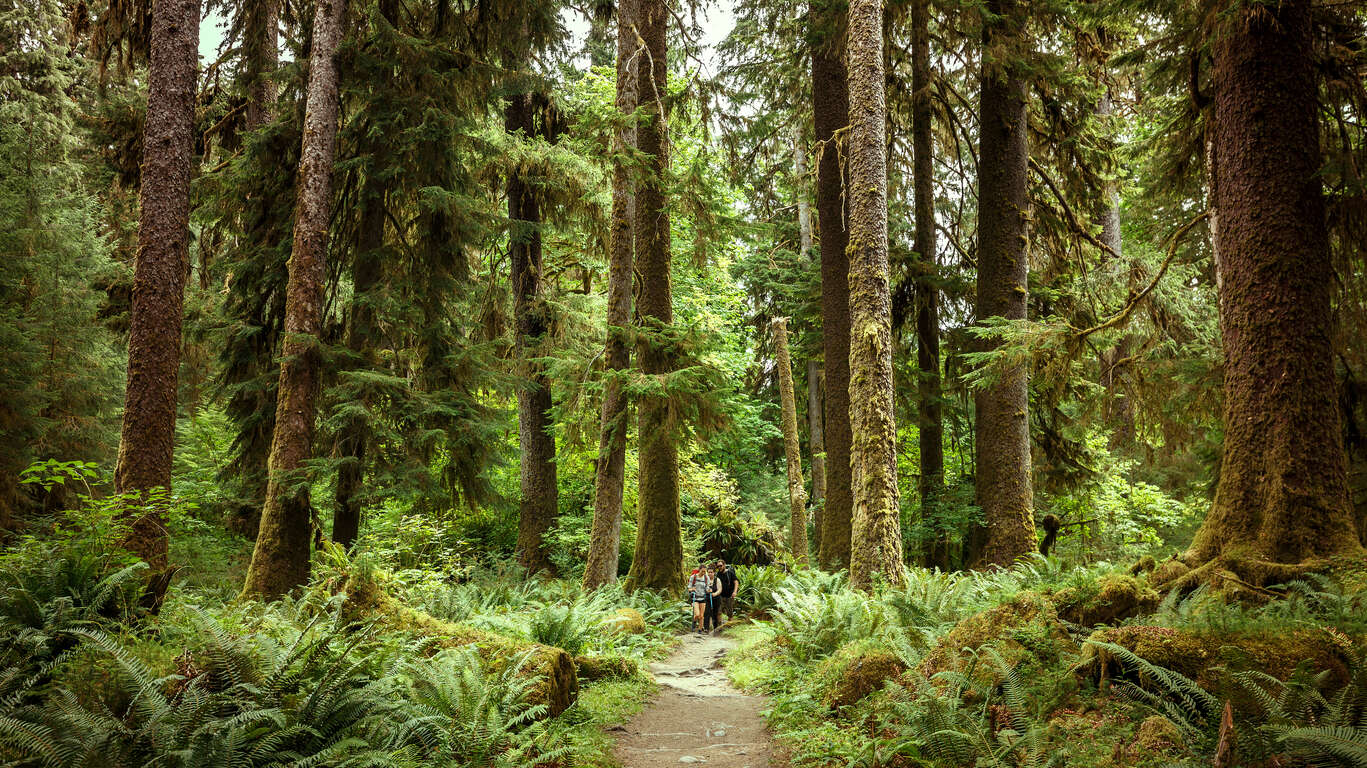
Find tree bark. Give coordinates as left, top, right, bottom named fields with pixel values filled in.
left=846, top=0, right=903, bottom=591
left=113, top=0, right=200, bottom=577
left=507, top=92, right=560, bottom=576
left=910, top=0, right=945, bottom=570
left=969, top=0, right=1035, bottom=569
left=1184, top=0, right=1363, bottom=577
left=796, top=124, right=826, bottom=558
left=241, top=0, right=346, bottom=600
left=806, top=359, right=826, bottom=557
left=332, top=175, right=384, bottom=550
left=774, top=318, right=809, bottom=566
left=242, top=0, right=278, bottom=130
left=584, top=0, right=639, bottom=590
left=624, top=0, right=682, bottom=593
left=810, top=0, right=853, bottom=571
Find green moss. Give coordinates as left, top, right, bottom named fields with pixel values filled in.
left=1053, top=574, right=1159, bottom=626
left=1150, top=558, right=1190, bottom=588
left=814, top=642, right=904, bottom=710
left=1082, top=624, right=1357, bottom=699
left=917, top=591, right=1075, bottom=683
left=1131, top=715, right=1182, bottom=754
left=337, top=565, right=579, bottom=716
left=604, top=607, right=647, bottom=636
left=574, top=654, right=639, bottom=681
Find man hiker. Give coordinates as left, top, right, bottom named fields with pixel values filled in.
left=714, top=558, right=739, bottom=624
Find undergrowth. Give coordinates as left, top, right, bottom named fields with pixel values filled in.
left=725, top=557, right=1367, bottom=768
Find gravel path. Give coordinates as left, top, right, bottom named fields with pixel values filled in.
left=610, top=632, right=772, bottom=768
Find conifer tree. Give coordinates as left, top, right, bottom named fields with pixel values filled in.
left=910, top=0, right=945, bottom=570
left=242, top=0, right=279, bottom=129
left=796, top=127, right=826, bottom=557
left=774, top=318, right=809, bottom=565
left=846, top=0, right=903, bottom=590
left=508, top=91, right=561, bottom=575
left=584, top=0, right=639, bottom=590
left=113, top=0, right=200, bottom=576
left=242, top=0, right=347, bottom=599
left=1182, top=0, right=1363, bottom=578
left=810, top=0, right=853, bottom=570
left=969, top=0, right=1035, bottom=569
left=624, top=0, right=683, bottom=593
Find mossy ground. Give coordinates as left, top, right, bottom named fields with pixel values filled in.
left=720, top=563, right=1367, bottom=768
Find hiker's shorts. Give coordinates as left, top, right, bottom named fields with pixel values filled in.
left=720, top=594, right=736, bottom=617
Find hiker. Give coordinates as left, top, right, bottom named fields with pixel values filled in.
left=704, top=563, right=723, bottom=632
left=687, top=564, right=711, bottom=631
left=714, top=558, right=739, bottom=623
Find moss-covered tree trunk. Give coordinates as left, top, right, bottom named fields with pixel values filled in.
left=584, top=0, right=639, bottom=590
left=910, top=0, right=945, bottom=571
left=810, top=0, right=853, bottom=571
left=507, top=92, right=559, bottom=576
left=113, top=0, right=200, bottom=579
left=332, top=174, right=384, bottom=550
left=796, top=125, right=826, bottom=558
left=1182, top=0, right=1363, bottom=579
left=774, top=318, right=809, bottom=566
left=624, top=0, right=682, bottom=593
left=242, top=0, right=278, bottom=130
left=968, top=0, right=1035, bottom=569
left=241, top=0, right=346, bottom=600
left=846, top=0, right=904, bottom=591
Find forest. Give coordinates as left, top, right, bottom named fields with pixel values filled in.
left=2, top=0, right=1367, bottom=764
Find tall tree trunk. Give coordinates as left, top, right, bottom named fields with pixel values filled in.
left=584, top=0, right=639, bottom=590
left=846, top=0, right=903, bottom=591
left=624, top=0, right=682, bottom=593
left=796, top=124, right=826, bottom=558
left=1183, top=0, right=1362, bottom=578
left=243, top=0, right=278, bottom=130
left=910, top=0, right=945, bottom=571
left=774, top=318, right=809, bottom=566
left=1095, top=91, right=1134, bottom=448
left=241, top=0, right=346, bottom=600
left=810, top=0, right=853, bottom=571
left=331, top=176, right=384, bottom=550
left=113, top=0, right=200, bottom=578
left=969, top=0, right=1035, bottom=569
left=508, top=92, right=559, bottom=576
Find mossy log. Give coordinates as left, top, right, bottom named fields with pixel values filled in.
left=1079, top=624, right=1357, bottom=702
left=573, top=654, right=639, bottom=681
left=338, top=570, right=578, bottom=717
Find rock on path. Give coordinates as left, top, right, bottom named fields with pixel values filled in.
left=611, top=632, right=772, bottom=768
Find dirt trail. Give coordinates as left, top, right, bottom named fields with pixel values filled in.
left=611, top=632, right=772, bottom=768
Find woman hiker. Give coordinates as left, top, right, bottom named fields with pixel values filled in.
left=687, top=564, right=711, bottom=632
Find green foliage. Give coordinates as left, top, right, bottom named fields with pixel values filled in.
left=0, top=0, right=124, bottom=519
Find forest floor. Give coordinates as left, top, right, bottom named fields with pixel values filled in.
left=611, top=629, right=773, bottom=768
